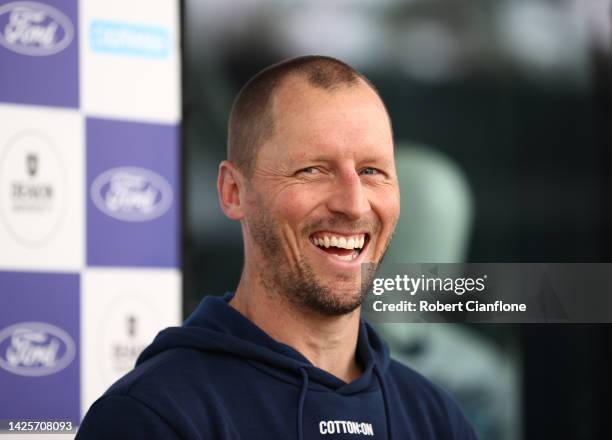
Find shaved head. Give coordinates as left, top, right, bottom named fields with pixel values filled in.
left=227, top=55, right=387, bottom=177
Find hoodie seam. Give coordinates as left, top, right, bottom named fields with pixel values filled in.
left=245, top=359, right=308, bottom=388
left=128, top=348, right=190, bottom=393
left=246, top=359, right=382, bottom=395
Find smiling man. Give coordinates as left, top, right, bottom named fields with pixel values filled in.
left=77, top=56, right=476, bottom=439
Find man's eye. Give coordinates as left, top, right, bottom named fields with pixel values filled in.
left=300, top=167, right=321, bottom=174
left=360, top=167, right=379, bottom=175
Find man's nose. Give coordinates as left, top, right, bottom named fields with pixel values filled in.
left=325, top=169, right=371, bottom=220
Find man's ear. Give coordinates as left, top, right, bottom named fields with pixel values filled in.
left=217, top=160, right=245, bottom=220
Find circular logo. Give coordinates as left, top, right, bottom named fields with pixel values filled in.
left=98, top=296, right=161, bottom=384
left=0, top=131, right=65, bottom=247
left=90, top=166, right=173, bottom=222
left=0, top=1, right=74, bottom=56
left=0, top=321, right=76, bottom=377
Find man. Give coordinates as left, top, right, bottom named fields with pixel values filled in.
left=77, top=56, right=477, bottom=439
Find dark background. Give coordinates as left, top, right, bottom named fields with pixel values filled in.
left=180, top=1, right=612, bottom=438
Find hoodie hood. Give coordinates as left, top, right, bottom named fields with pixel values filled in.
left=137, top=293, right=391, bottom=394
left=78, top=293, right=478, bottom=440
left=137, top=293, right=396, bottom=439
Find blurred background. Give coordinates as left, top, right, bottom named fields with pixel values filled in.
left=181, top=0, right=612, bottom=439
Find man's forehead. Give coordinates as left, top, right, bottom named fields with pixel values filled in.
left=271, top=74, right=382, bottom=114
left=270, top=78, right=391, bottom=139
left=265, top=121, right=395, bottom=169
left=253, top=75, right=394, bottom=168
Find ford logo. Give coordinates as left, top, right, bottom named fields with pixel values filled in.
left=0, top=322, right=76, bottom=377
left=0, top=1, right=74, bottom=56
left=90, top=166, right=173, bottom=222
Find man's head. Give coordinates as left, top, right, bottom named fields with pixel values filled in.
left=218, top=55, right=400, bottom=316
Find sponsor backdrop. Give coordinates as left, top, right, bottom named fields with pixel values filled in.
left=0, top=0, right=181, bottom=427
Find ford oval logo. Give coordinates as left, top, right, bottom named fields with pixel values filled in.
left=90, top=166, right=173, bottom=222
left=0, top=1, right=74, bottom=56
left=0, top=322, right=76, bottom=377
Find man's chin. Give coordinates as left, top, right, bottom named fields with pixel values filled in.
left=309, top=260, right=363, bottom=279
left=299, top=283, right=364, bottom=317
left=302, top=298, right=362, bottom=317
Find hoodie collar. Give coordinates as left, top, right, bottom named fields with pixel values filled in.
left=138, top=292, right=390, bottom=393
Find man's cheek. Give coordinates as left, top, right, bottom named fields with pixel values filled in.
left=382, top=194, right=400, bottom=227
left=277, top=193, right=316, bottom=221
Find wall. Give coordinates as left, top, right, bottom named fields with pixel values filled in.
left=0, top=0, right=182, bottom=427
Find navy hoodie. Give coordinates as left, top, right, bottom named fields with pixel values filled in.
left=77, top=293, right=477, bottom=439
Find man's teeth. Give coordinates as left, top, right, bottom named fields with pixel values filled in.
left=312, top=235, right=365, bottom=250
left=334, top=252, right=359, bottom=261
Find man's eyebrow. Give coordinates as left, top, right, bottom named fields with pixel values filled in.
left=291, top=155, right=394, bottom=167
left=358, top=156, right=394, bottom=167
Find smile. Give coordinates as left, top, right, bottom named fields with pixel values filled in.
left=309, top=232, right=369, bottom=262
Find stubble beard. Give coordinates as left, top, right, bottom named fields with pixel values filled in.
left=246, top=208, right=386, bottom=317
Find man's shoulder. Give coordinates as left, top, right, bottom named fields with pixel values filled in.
left=386, top=358, right=477, bottom=438
left=386, top=357, right=461, bottom=408
left=387, top=357, right=447, bottom=395
left=78, top=348, right=232, bottom=439
left=105, top=346, right=222, bottom=398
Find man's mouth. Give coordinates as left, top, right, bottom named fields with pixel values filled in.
left=309, top=232, right=370, bottom=262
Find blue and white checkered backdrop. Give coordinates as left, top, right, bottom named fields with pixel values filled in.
left=0, top=0, right=182, bottom=425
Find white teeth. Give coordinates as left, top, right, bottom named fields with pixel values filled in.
left=312, top=234, right=366, bottom=250
left=333, top=251, right=359, bottom=261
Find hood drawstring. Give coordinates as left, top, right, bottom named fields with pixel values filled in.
left=374, top=364, right=393, bottom=440
left=298, top=365, right=392, bottom=440
left=297, top=367, right=309, bottom=440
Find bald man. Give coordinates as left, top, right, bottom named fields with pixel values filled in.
left=77, top=56, right=477, bottom=440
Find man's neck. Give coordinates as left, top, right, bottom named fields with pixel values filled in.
left=230, top=273, right=363, bottom=383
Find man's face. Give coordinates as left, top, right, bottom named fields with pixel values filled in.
left=243, top=78, right=400, bottom=315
